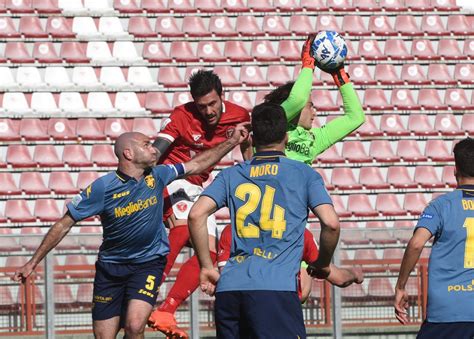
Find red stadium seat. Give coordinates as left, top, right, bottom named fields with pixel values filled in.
left=114, top=0, right=141, bottom=13
left=228, top=91, right=253, bottom=111
left=240, top=66, right=266, bottom=87
left=442, top=165, right=456, bottom=188
left=447, top=15, right=472, bottom=35
left=197, top=41, right=225, bottom=62
left=406, top=0, right=433, bottom=11
left=434, top=114, right=463, bottom=136
left=415, top=166, right=444, bottom=189
left=445, top=88, right=474, bottom=110
left=278, top=40, right=300, bottom=62
left=289, top=15, right=313, bottom=36
left=128, top=17, right=155, bottom=38
left=348, top=194, right=378, bottom=217
left=301, top=0, right=328, bottom=10
left=6, top=0, right=33, bottom=12
left=63, top=145, right=92, bottom=168
left=315, top=168, right=333, bottom=191
left=364, top=89, right=392, bottom=111
left=0, top=228, right=21, bottom=252
left=224, top=41, right=252, bottom=62
left=60, top=42, right=89, bottom=63
left=91, top=144, right=117, bottom=167
left=46, top=17, right=75, bottom=38
left=0, top=172, right=20, bottom=195
left=359, top=167, right=389, bottom=189
left=357, top=115, right=383, bottom=137
left=463, top=39, right=474, bottom=58
left=387, top=166, right=417, bottom=189
left=396, top=15, right=422, bottom=36
left=366, top=222, right=396, bottom=245
left=251, top=40, right=278, bottom=62
left=376, top=193, right=405, bottom=216
left=47, top=119, right=77, bottom=141
left=358, top=40, right=385, bottom=61
left=462, top=114, right=474, bottom=134
left=438, top=39, right=463, bottom=60
left=236, top=16, right=263, bottom=37
left=311, top=90, right=337, bottom=111
left=428, top=64, right=455, bottom=85
left=33, top=0, right=60, bottom=13
left=404, top=193, right=428, bottom=216
left=77, top=172, right=101, bottom=191
left=267, top=65, right=291, bottom=86
left=104, top=118, right=130, bottom=139
left=347, top=64, right=376, bottom=85
left=183, top=16, right=210, bottom=37
left=170, top=41, right=198, bottom=62
left=384, top=40, right=413, bottom=61
left=54, top=284, right=75, bottom=308
left=132, top=118, right=157, bottom=138
left=375, top=64, right=402, bottom=86
left=369, top=15, right=396, bottom=36
left=195, top=0, right=222, bottom=12
left=19, top=16, right=47, bottom=38
left=331, top=167, right=362, bottom=190
left=222, top=0, right=249, bottom=12
left=315, top=15, right=340, bottom=32
left=172, top=92, right=192, bottom=107
left=316, top=145, right=344, bottom=164
left=401, top=64, right=429, bottom=85
left=412, top=39, right=439, bottom=61
left=420, top=15, right=447, bottom=36
left=142, top=42, right=171, bottom=62
left=263, top=16, right=289, bottom=36
left=76, top=118, right=105, bottom=141
left=0, top=17, right=20, bottom=38
left=7, top=145, right=35, bottom=168
left=275, top=0, right=301, bottom=11
left=145, top=92, right=171, bottom=114
left=328, top=0, right=354, bottom=11
left=368, top=278, right=394, bottom=298
left=6, top=200, right=35, bottom=222
left=369, top=140, right=399, bottom=163
left=0, top=119, right=20, bottom=141
left=408, top=114, right=436, bottom=136
left=342, top=141, right=372, bottom=163
left=354, top=0, right=381, bottom=10
left=20, top=172, right=49, bottom=194
left=33, top=145, right=62, bottom=167
left=20, top=227, right=43, bottom=251
left=33, top=42, right=61, bottom=63
left=19, top=119, right=48, bottom=141
left=380, top=0, right=406, bottom=10
left=168, top=0, right=196, bottom=13
left=76, top=283, right=93, bottom=307
left=35, top=199, right=61, bottom=222
left=49, top=172, right=79, bottom=195
left=209, top=16, right=236, bottom=37
left=397, top=140, right=427, bottom=162
left=380, top=115, right=409, bottom=136
left=158, top=67, right=186, bottom=88
left=155, top=17, right=183, bottom=37
left=391, top=89, right=420, bottom=110
left=0, top=0, right=5, bottom=13
left=5, top=42, right=34, bottom=63
left=432, top=0, right=459, bottom=10
left=454, top=64, right=474, bottom=84
left=141, top=0, right=167, bottom=12
left=332, top=195, right=351, bottom=218
left=342, top=15, right=370, bottom=36
left=418, top=89, right=448, bottom=110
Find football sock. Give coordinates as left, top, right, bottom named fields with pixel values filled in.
left=162, top=225, right=190, bottom=283
left=159, top=251, right=217, bottom=314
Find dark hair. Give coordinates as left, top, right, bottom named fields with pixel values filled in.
left=454, top=137, right=474, bottom=178
left=264, top=81, right=295, bottom=105
left=188, top=70, right=223, bottom=99
left=251, top=103, right=287, bottom=147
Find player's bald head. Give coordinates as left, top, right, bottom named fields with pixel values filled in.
left=114, top=132, right=147, bottom=159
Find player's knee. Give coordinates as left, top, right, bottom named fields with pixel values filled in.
left=124, top=318, right=146, bottom=336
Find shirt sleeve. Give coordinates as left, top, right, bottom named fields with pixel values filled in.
left=307, top=170, right=333, bottom=209
left=217, top=224, right=232, bottom=268
left=302, top=228, right=319, bottom=264
left=309, top=83, right=365, bottom=155
left=153, top=164, right=184, bottom=186
left=415, top=201, right=443, bottom=238
left=201, top=170, right=228, bottom=209
left=67, top=178, right=105, bottom=222
left=281, top=67, right=313, bottom=122
left=156, top=107, right=187, bottom=143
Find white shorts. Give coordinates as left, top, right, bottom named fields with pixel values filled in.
left=166, top=179, right=222, bottom=238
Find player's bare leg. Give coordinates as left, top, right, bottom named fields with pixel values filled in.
left=123, top=299, right=153, bottom=339
left=93, top=316, right=121, bottom=339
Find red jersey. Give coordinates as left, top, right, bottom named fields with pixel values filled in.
left=217, top=225, right=319, bottom=267
left=157, top=100, right=250, bottom=187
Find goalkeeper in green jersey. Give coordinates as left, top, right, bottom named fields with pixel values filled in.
left=265, top=35, right=365, bottom=164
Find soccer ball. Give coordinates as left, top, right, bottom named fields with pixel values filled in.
left=311, top=31, right=347, bottom=72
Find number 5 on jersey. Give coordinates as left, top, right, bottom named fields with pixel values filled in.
left=235, top=183, right=286, bottom=239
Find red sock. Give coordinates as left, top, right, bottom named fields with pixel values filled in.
left=162, top=225, right=190, bottom=283
left=159, top=252, right=217, bottom=314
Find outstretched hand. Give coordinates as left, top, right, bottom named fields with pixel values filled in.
left=301, top=34, right=316, bottom=70
left=394, top=287, right=409, bottom=324
left=200, top=267, right=220, bottom=296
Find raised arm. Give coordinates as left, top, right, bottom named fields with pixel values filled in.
left=12, top=214, right=76, bottom=282
left=152, top=137, right=172, bottom=162
left=183, top=122, right=249, bottom=176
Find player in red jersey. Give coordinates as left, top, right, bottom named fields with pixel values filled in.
left=148, top=70, right=251, bottom=338
left=217, top=224, right=364, bottom=303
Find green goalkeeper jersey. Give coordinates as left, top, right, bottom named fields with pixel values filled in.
left=281, top=68, right=365, bottom=165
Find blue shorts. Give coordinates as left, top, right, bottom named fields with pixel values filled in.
left=215, top=290, right=306, bottom=339
left=417, top=321, right=474, bottom=339
left=92, top=256, right=166, bottom=321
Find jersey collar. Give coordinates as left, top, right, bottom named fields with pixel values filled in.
left=115, top=168, right=152, bottom=183
left=253, top=151, right=286, bottom=157
left=458, top=184, right=474, bottom=190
